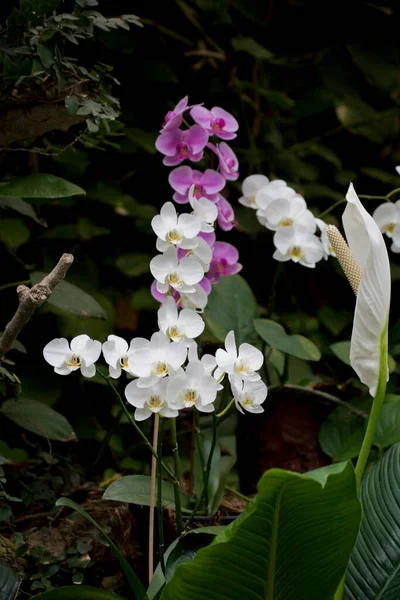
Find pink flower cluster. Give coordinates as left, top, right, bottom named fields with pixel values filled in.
left=152, top=96, right=242, bottom=305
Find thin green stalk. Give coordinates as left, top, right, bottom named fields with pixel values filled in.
left=0, top=279, right=30, bottom=292
left=354, top=324, right=388, bottom=490
left=97, top=370, right=178, bottom=485
left=358, top=194, right=389, bottom=201
left=216, top=397, right=235, bottom=418
left=225, top=485, right=251, bottom=503
left=157, top=418, right=166, bottom=575
left=334, top=323, right=388, bottom=600
left=317, top=199, right=345, bottom=219
left=184, top=412, right=217, bottom=529
left=93, top=406, right=124, bottom=467
left=170, top=418, right=183, bottom=534
left=387, top=187, right=400, bottom=199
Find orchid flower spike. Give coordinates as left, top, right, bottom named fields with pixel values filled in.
left=327, top=183, right=391, bottom=396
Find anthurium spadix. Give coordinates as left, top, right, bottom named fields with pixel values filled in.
left=327, top=183, right=391, bottom=398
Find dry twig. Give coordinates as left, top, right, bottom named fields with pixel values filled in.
left=0, top=253, right=74, bottom=360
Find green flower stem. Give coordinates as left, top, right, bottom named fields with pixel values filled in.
left=354, top=324, right=388, bottom=490
left=216, top=397, right=235, bottom=418
left=157, top=417, right=166, bottom=575
left=387, top=187, right=400, bottom=199
left=334, top=323, right=388, bottom=600
left=97, top=370, right=178, bottom=485
left=170, top=418, right=183, bottom=535
left=224, top=485, right=251, bottom=503
left=184, top=412, right=217, bottom=530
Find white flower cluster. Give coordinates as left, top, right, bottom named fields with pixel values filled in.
left=150, top=188, right=217, bottom=312
left=372, top=200, right=400, bottom=253
left=43, top=329, right=267, bottom=420
left=43, top=189, right=267, bottom=421
left=239, top=175, right=334, bottom=268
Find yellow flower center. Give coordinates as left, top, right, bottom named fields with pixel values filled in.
left=182, top=389, right=199, bottom=406
left=147, top=395, right=164, bottom=410
left=242, top=393, right=255, bottom=406
left=384, top=222, right=396, bottom=234
left=250, top=195, right=257, bottom=206
left=167, top=229, right=183, bottom=244
left=167, top=272, right=184, bottom=288
left=236, top=359, right=250, bottom=373
left=120, top=355, right=129, bottom=369
left=289, top=246, right=304, bottom=259
left=168, top=326, right=184, bottom=341
left=279, top=217, right=293, bottom=227
left=152, top=362, right=168, bottom=376
left=66, top=354, right=81, bottom=367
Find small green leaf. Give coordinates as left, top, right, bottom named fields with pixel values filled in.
left=1, top=398, right=76, bottom=442
left=0, top=219, right=30, bottom=249
left=0, top=175, right=85, bottom=198
left=330, top=341, right=351, bottom=365
left=319, top=407, right=365, bottom=461
left=373, top=402, right=400, bottom=449
left=65, top=96, right=79, bottom=116
left=37, top=43, right=54, bottom=68
left=204, top=275, right=259, bottom=345
left=318, top=307, right=352, bottom=337
left=102, top=475, right=191, bottom=513
left=55, top=498, right=148, bottom=600
left=254, top=318, right=321, bottom=361
left=0, top=559, right=21, bottom=600
left=0, top=197, right=46, bottom=226
left=30, top=272, right=107, bottom=319
left=116, top=253, right=152, bottom=277
left=231, top=36, right=274, bottom=60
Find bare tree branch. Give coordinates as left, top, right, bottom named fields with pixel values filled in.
left=0, top=253, right=74, bottom=361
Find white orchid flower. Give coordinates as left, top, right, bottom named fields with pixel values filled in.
left=256, top=183, right=294, bottom=225
left=150, top=246, right=204, bottom=294
left=261, top=195, right=316, bottom=233
left=167, top=362, right=219, bottom=412
left=273, top=227, right=324, bottom=267
left=372, top=200, right=400, bottom=248
left=125, top=378, right=178, bottom=421
left=102, top=335, right=148, bottom=379
left=315, top=218, right=336, bottom=260
left=188, top=342, right=222, bottom=385
left=128, top=331, right=187, bottom=388
left=215, top=330, right=263, bottom=384
left=152, top=201, right=201, bottom=252
left=327, top=183, right=391, bottom=397
left=189, top=184, right=218, bottom=232
left=43, top=335, right=101, bottom=378
left=230, top=377, right=268, bottom=414
left=157, top=296, right=205, bottom=344
left=179, top=284, right=209, bottom=312
left=238, top=174, right=270, bottom=209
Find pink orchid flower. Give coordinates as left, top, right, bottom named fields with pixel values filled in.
left=206, top=242, right=242, bottom=284
left=217, top=196, right=237, bottom=231
left=160, top=96, right=189, bottom=133
left=208, top=142, right=239, bottom=181
left=156, top=125, right=209, bottom=167
left=190, top=106, right=239, bottom=140
left=169, top=166, right=226, bottom=204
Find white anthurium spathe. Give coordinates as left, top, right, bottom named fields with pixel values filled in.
left=157, top=296, right=205, bottom=344
left=152, top=201, right=202, bottom=252
left=315, top=218, right=336, bottom=260
left=273, top=227, right=324, bottom=267
left=128, top=331, right=187, bottom=388
left=372, top=200, right=400, bottom=241
left=150, top=247, right=204, bottom=294
left=179, top=284, right=208, bottom=312
left=125, top=378, right=178, bottom=421
left=215, top=330, right=263, bottom=384
left=102, top=335, right=148, bottom=379
left=261, top=195, right=316, bottom=233
left=230, top=377, right=268, bottom=414
left=167, top=362, right=220, bottom=412
left=189, top=185, right=218, bottom=232
left=342, top=183, right=391, bottom=397
left=238, top=174, right=270, bottom=209
left=43, top=335, right=101, bottom=378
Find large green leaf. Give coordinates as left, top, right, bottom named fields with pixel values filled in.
left=162, top=462, right=361, bottom=600
left=33, top=587, right=127, bottom=600
left=204, top=275, right=259, bottom=345
left=0, top=560, right=20, bottom=600
left=345, top=442, right=400, bottom=599
left=0, top=174, right=85, bottom=198
left=30, top=272, right=107, bottom=319
left=254, top=318, right=321, bottom=361
left=0, top=196, right=46, bottom=225
left=1, top=398, right=76, bottom=442
left=102, top=475, right=191, bottom=513
left=318, top=407, right=365, bottom=461
left=56, top=498, right=148, bottom=600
